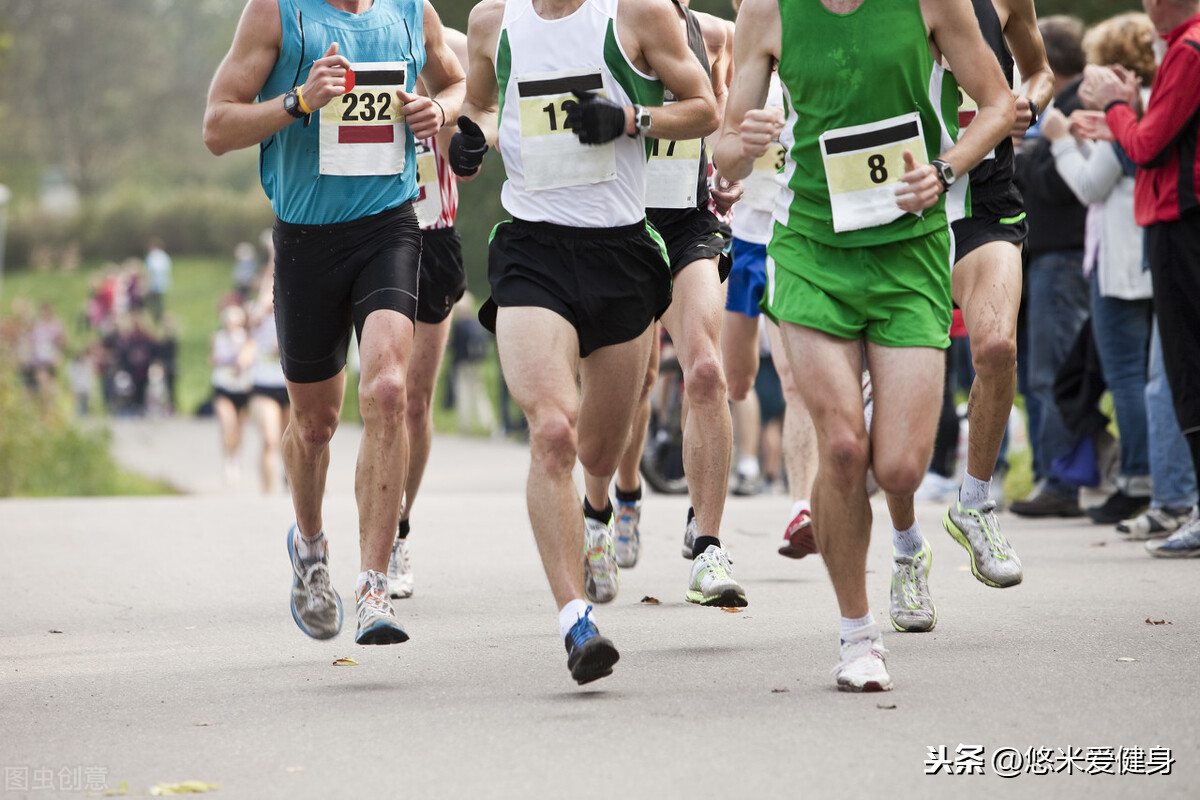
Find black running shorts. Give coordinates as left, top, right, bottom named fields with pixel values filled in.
left=647, top=206, right=732, bottom=281
left=481, top=218, right=672, bottom=358
left=251, top=385, right=291, bottom=408
left=951, top=182, right=1028, bottom=264
left=417, top=226, right=468, bottom=325
left=272, top=203, right=422, bottom=384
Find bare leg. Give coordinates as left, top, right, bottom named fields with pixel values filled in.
left=614, top=334, right=658, bottom=495
left=402, top=316, right=453, bottom=522
left=767, top=321, right=817, bottom=505
left=283, top=373, right=345, bottom=538
left=251, top=394, right=284, bottom=494
left=721, top=310, right=761, bottom=402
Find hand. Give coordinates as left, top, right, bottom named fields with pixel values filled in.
left=739, top=107, right=785, bottom=159
left=1080, top=64, right=1137, bottom=111
left=1011, top=93, right=1036, bottom=137
left=894, top=150, right=941, bottom=213
left=397, top=89, right=442, bottom=140
left=448, top=115, right=488, bottom=177
left=709, top=174, right=744, bottom=215
left=299, top=43, right=352, bottom=111
left=562, top=90, right=627, bottom=145
left=1038, top=107, right=1069, bottom=143
left=1069, top=110, right=1114, bottom=143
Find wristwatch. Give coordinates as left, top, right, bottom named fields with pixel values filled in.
left=283, top=88, right=306, bottom=119
left=630, top=105, right=652, bottom=137
left=1026, top=98, right=1041, bottom=128
left=931, top=159, right=956, bottom=193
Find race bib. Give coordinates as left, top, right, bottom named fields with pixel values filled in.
left=320, top=61, right=407, bottom=176
left=819, top=111, right=925, bottom=233
left=516, top=68, right=616, bottom=191
left=412, top=137, right=443, bottom=228
left=742, top=141, right=786, bottom=212
left=644, top=99, right=703, bottom=209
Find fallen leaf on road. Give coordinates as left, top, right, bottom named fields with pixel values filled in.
left=720, top=607, right=743, bottom=613
left=48, top=629, right=63, bottom=634
left=149, top=781, right=220, bottom=795
left=1145, top=618, right=1171, bottom=625
left=105, top=782, right=129, bottom=796
left=640, top=596, right=660, bottom=604
left=877, top=703, right=897, bottom=710
left=285, top=767, right=305, bottom=773
left=192, top=722, right=214, bottom=727
left=771, top=688, right=789, bottom=693
left=1089, top=541, right=1107, bottom=547
left=1116, top=657, right=1139, bottom=663
left=185, top=626, right=198, bottom=630
left=332, top=657, right=358, bottom=666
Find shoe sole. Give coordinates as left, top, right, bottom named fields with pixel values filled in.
left=388, top=584, right=414, bottom=599
left=685, top=588, right=749, bottom=607
left=942, top=512, right=1022, bottom=589
left=355, top=620, right=410, bottom=645
left=1147, top=546, right=1200, bottom=558
left=778, top=529, right=817, bottom=559
left=287, top=527, right=344, bottom=640
left=570, top=638, right=620, bottom=685
left=837, top=678, right=894, bottom=693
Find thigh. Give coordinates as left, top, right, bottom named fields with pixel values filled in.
left=495, top=306, right=581, bottom=422
left=778, top=322, right=864, bottom=443
left=661, top=256, right=725, bottom=366
left=865, top=343, right=945, bottom=471
left=358, top=309, right=416, bottom=388
left=409, top=316, right=453, bottom=403
left=578, top=327, right=656, bottom=450
left=952, top=240, right=1022, bottom=344
left=351, top=208, right=424, bottom=339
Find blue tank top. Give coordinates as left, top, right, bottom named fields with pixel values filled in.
left=259, top=0, right=426, bottom=224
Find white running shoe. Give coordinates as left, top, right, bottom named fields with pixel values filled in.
left=944, top=500, right=1023, bottom=588
left=686, top=544, right=748, bottom=607
left=833, top=624, right=892, bottom=692
left=354, top=571, right=409, bottom=645
left=889, top=540, right=937, bottom=632
left=387, top=536, right=413, bottom=599
left=1117, top=506, right=1192, bottom=540
left=584, top=514, right=620, bottom=604
left=287, top=525, right=343, bottom=640
left=614, top=499, right=641, bottom=568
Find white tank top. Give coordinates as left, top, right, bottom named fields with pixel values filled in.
left=496, top=0, right=661, bottom=227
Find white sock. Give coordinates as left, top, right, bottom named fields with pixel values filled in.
left=294, top=527, right=326, bottom=561
left=558, top=599, right=592, bottom=640
left=840, top=612, right=876, bottom=643
left=737, top=456, right=760, bottom=477
left=892, top=522, right=924, bottom=557
left=959, top=472, right=991, bottom=509
left=791, top=499, right=811, bottom=519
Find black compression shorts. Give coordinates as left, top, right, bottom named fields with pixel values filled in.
left=272, top=202, right=422, bottom=384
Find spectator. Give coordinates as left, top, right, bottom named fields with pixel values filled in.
left=1010, top=15, right=1091, bottom=518
left=231, top=242, right=259, bottom=304
left=145, top=238, right=172, bottom=322
left=209, top=303, right=254, bottom=484
left=1080, top=0, right=1200, bottom=557
left=29, top=301, right=67, bottom=400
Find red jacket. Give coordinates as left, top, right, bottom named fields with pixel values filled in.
left=1105, top=13, right=1200, bottom=226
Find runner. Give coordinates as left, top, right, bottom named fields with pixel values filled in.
left=386, top=27, right=471, bottom=601
left=203, top=0, right=465, bottom=645
left=450, top=0, right=717, bottom=682
left=714, top=0, right=1014, bottom=691
left=884, top=0, right=1053, bottom=633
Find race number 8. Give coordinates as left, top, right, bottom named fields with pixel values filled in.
left=867, top=154, right=887, bottom=184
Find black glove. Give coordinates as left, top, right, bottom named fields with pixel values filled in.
left=562, top=89, right=627, bottom=145
left=448, top=115, right=488, bottom=177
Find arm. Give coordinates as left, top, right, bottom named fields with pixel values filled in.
left=696, top=11, right=730, bottom=121
left=1001, top=0, right=1054, bottom=135
left=459, top=0, right=504, bottom=147
left=1102, top=45, right=1200, bottom=167
left=710, top=0, right=780, bottom=183
left=432, top=28, right=469, bottom=156
left=1048, top=136, right=1122, bottom=207
left=403, top=2, right=467, bottom=141
left=620, top=0, right=718, bottom=141
left=203, top=0, right=351, bottom=155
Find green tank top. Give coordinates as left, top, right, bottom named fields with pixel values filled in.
left=774, top=0, right=958, bottom=247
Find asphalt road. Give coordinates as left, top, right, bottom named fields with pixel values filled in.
left=1, top=417, right=1196, bottom=799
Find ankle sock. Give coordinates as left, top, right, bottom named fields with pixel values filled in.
left=892, top=522, right=923, bottom=557
left=558, top=599, right=591, bottom=640
left=583, top=497, right=613, bottom=523
left=692, top=535, right=721, bottom=559
left=615, top=484, right=642, bottom=505
left=294, top=528, right=326, bottom=561
left=397, top=518, right=410, bottom=539
left=959, top=473, right=991, bottom=509
left=840, top=612, right=876, bottom=643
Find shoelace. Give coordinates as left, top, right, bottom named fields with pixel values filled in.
left=895, top=557, right=924, bottom=610
left=358, top=581, right=391, bottom=619
left=302, top=562, right=334, bottom=611
left=968, top=501, right=1012, bottom=558
left=568, top=605, right=597, bottom=649
left=700, top=550, right=731, bottom=580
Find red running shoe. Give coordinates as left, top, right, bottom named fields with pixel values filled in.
left=778, top=508, right=817, bottom=559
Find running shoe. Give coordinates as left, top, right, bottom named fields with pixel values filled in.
left=833, top=624, right=892, bottom=692
left=614, top=498, right=642, bottom=569
left=778, top=507, right=817, bottom=559
left=732, top=471, right=762, bottom=496
left=354, top=570, right=410, bottom=645
left=944, top=500, right=1023, bottom=588
left=387, top=535, right=414, bottom=599
left=686, top=544, right=748, bottom=607
left=287, top=525, right=343, bottom=640
left=889, top=540, right=937, bottom=632
left=681, top=512, right=697, bottom=559
left=584, top=513, right=619, bottom=604
left=1146, top=511, right=1200, bottom=558
left=1117, top=506, right=1192, bottom=540
left=564, top=606, right=619, bottom=685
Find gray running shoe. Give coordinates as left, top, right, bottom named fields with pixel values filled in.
left=614, top=499, right=641, bottom=568
left=354, top=570, right=410, bottom=645
left=889, top=540, right=937, bottom=632
left=944, top=500, right=1023, bottom=588
left=1117, top=506, right=1192, bottom=540
left=387, top=536, right=413, bottom=599
left=686, top=544, right=748, bottom=607
left=287, top=525, right=343, bottom=640
left=584, top=514, right=620, bottom=604
left=833, top=623, right=892, bottom=692
left=681, top=513, right=697, bottom=559
left=1146, top=511, right=1200, bottom=558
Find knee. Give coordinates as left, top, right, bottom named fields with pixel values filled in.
left=528, top=409, right=578, bottom=473
left=824, top=429, right=871, bottom=485
left=405, top=383, right=434, bottom=431
left=359, top=368, right=408, bottom=425
left=873, top=453, right=929, bottom=496
left=726, top=364, right=755, bottom=403
left=289, top=409, right=338, bottom=452
left=683, top=352, right=727, bottom=407
left=971, top=332, right=1017, bottom=381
